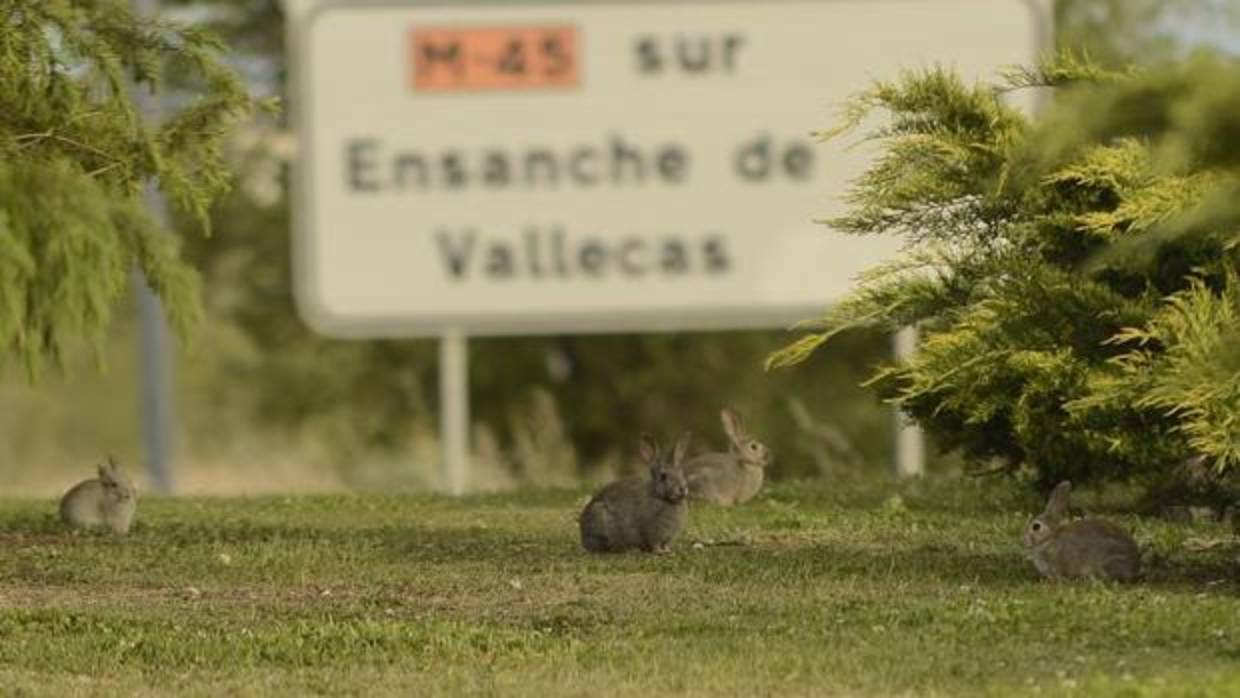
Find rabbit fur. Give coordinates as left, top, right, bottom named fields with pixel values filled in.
left=59, top=456, right=138, bottom=534
left=685, top=408, right=771, bottom=506
left=1023, top=481, right=1140, bottom=581
left=580, top=432, right=691, bottom=554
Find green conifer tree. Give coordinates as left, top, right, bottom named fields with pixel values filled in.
left=771, top=53, right=1240, bottom=490
left=0, top=0, right=259, bottom=375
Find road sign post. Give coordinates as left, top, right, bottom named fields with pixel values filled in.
left=893, top=326, right=925, bottom=478
left=132, top=0, right=176, bottom=494
left=439, top=327, right=469, bottom=494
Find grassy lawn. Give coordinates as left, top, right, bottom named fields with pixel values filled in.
left=1, top=479, right=1238, bottom=696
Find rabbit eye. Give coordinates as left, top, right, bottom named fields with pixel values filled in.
left=1031, top=522, right=1042, bottom=532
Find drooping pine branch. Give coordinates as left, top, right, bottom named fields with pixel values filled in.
left=0, top=0, right=262, bottom=374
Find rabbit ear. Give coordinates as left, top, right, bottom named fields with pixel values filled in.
left=97, top=463, right=109, bottom=479
left=638, top=434, right=659, bottom=465
left=671, top=431, right=692, bottom=466
left=1044, top=481, right=1072, bottom=522
left=721, top=408, right=745, bottom=444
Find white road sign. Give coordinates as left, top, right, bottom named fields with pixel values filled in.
left=291, top=0, right=1044, bottom=336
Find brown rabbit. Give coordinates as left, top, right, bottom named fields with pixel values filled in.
left=1023, top=481, right=1140, bottom=581
left=59, top=456, right=138, bottom=534
left=579, top=432, right=691, bottom=554
left=684, top=408, right=771, bottom=506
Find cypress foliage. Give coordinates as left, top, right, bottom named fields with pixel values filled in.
left=0, top=0, right=259, bottom=375
left=771, top=53, right=1240, bottom=488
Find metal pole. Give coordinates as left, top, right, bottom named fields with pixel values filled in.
left=893, top=326, right=925, bottom=478
left=133, top=259, right=175, bottom=493
left=439, top=329, right=469, bottom=494
left=131, top=0, right=175, bottom=493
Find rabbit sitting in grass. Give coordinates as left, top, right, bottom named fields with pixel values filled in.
left=59, top=456, right=137, bottom=534
left=684, top=408, right=771, bottom=506
left=579, top=432, right=691, bottom=554
left=1023, top=481, right=1140, bottom=581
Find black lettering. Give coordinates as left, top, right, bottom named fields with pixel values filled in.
left=436, top=229, right=732, bottom=282
left=482, top=151, right=511, bottom=188
left=722, top=34, right=745, bottom=73
left=344, top=138, right=700, bottom=193
left=524, top=227, right=545, bottom=277
left=524, top=149, right=560, bottom=188
left=485, top=242, right=515, bottom=278
left=619, top=238, right=647, bottom=276
left=635, top=36, right=660, bottom=75
left=703, top=235, right=730, bottom=274
left=542, top=34, right=571, bottom=76
left=784, top=142, right=814, bottom=180
left=393, top=152, right=427, bottom=190
left=660, top=239, right=689, bottom=274
left=420, top=41, right=462, bottom=77
left=551, top=226, right=569, bottom=276
left=610, top=135, right=645, bottom=185
left=657, top=146, right=688, bottom=183
left=497, top=38, right=526, bottom=75
left=346, top=139, right=381, bottom=192
left=735, top=134, right=771, bottom=182
left=677, top=35, right=711, bottom=73
left=436, top=229, right=476, bottom=279
left=441, top=152, right=467, bottom=189
left=579, top=240, right=608, bottom=276
left=568, top=146, right=598, bottom=186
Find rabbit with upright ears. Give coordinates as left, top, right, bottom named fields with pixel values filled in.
left=59, top=456, right=138, bottom=534
left=1023, top=481, right=1140, bottom=581
left=684, top=407, right=771, bottom=506
left=579, top=432, right=691, bottom=554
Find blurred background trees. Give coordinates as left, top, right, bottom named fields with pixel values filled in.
left=1055, top=0, right=1239, bottom=67
left=2, top=0, right=1237, bottom=496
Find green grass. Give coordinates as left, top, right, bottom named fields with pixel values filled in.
left=1, top=479, right=1238, bottom=696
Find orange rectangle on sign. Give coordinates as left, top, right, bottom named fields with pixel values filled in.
left=411, top=25, right=580, bottom=92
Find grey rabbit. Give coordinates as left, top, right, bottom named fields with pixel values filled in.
left=684, top=408, right=771, bottom=506
left=579, top=432, right=691, bottom=554
left=1023, top=481, right=1140, bottom=581
left=59, top=456, right=138, bottom=534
